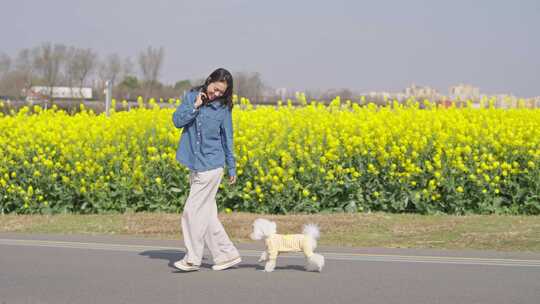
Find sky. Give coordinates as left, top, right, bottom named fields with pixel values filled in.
left=2, top=0, right=539, bottom=96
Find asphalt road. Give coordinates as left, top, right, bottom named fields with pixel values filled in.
left=1, top=233, right=539, bottom=304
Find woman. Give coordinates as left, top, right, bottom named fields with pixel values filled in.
left=171, top=68, right=241, bottom=271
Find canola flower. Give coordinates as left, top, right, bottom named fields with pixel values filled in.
left=0, top=96, right=539, bottom=215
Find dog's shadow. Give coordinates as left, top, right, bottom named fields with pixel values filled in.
left=239, top=263, right=307, bottom=272
left=139, top=250, right=308, bottom=272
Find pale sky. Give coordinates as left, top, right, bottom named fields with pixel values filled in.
left=2, top=0, right=539, bottom=96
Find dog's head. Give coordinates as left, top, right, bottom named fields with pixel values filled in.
left=250, top=218, right=277, bottom=240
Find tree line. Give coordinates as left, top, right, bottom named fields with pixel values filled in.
left=0, top=43, right=270, bottom=102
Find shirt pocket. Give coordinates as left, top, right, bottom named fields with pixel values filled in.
left=203, top=114, right=223, bottom=139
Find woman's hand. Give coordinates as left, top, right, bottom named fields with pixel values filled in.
left=194, top=92, right=207, bottom=109
left=228, top=175, right=237, bottom=185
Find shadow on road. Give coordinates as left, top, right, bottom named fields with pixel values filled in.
left=139, top=249, right=218, bottom=272
left=139, top=249, right=185, bottom=271
left=238, top=263, right=307, bottom=271
left=139, top=249, right=308, bottom=272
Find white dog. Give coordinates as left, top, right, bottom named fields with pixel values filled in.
left=250, top=218, right=325, bottom=272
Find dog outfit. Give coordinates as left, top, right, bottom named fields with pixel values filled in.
left=265, top=233, right=314, bottom=260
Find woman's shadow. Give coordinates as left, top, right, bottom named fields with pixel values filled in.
left=138, top=249, right=201, bottom=273
left=138, top=249, right=260, bottom=272
left=138, top=249, right=244, bottom=272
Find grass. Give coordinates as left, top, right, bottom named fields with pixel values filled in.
left=1, top=212, right=539, bottom=252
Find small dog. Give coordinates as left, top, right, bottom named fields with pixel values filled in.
left=250, top=218, right=325, bottom=272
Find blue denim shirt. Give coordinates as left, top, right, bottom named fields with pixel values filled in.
left=172, top=89, right=237, bottom=176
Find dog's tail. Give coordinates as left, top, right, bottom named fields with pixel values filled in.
left=303, top=223, right=321, bottom=251
left=303, top=223, right=320, bottom=240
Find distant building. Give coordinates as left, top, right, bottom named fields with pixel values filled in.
left=25, top=86, right=93, bottom=101
left=404, top=83, right=440, bottom=100
left=449, top=84, right=480, bottom=101
left=366, top=91, right=392, bottom=104
left=533, top=96, right=540, bottom=108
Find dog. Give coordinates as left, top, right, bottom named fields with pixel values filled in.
left=250, top=218, right=325, bottom=272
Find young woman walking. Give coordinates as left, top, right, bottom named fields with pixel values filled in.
left=171, top=68, right=241, bottom=271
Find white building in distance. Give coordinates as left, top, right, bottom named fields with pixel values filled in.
left=449, top=84, right=480, bottom=101
left=404, top=83, right=440, bottom=100
left=25, top=86, right=93, bottom=100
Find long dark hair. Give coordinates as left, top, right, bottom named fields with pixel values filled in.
left=193, top=68, right=234, bottom=110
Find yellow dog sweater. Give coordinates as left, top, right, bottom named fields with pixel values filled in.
left=265, top=233, right=314, bottom=260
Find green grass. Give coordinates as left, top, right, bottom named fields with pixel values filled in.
left=1, top=212, right=539, bottom=252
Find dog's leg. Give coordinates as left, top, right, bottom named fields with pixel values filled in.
left=264, top=259, right=276, bottom=272
left=258, top=251, right=269, bottom=263
left=263, top=247, right=278, bottom=272
left=305, top=254, right=325, bottom=272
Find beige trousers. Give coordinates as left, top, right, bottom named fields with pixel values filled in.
left=181, top=167, right=239, bottom=265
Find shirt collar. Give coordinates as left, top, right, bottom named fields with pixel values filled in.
left=208, top=99, right=224, bottom=109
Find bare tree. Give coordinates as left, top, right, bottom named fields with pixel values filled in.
left=0, top=53, right=11, bottom=76
left=65, top=47, right=78, bottom=96
left=0, top=53, right=11, bottom=97
left=95, top=53, right=124, bottom=100
left=16, top=48, right=35, bottom=87
left=248, top=72, right=264, bottom=102
left=33, top=42, right=67, bottom=99
left=138, top=46, right=164, bottom=98
left=234, top=71, right=265, bottom=102
left=122, top=56, right=134, bottom=79
left=14, top=48, right=39, bottom=98
left=65, top=47, right=97, bottom=98
left=98, top=53, right=122, bottom=85
left=75, top=48, right=97, bottom=95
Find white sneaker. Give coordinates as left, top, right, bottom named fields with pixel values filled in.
left=173, top=259, right=200, bottom=272
left=212, top=256, right=242, bottom=271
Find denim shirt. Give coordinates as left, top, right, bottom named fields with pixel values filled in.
left=172, top=89, right=237, bottom=176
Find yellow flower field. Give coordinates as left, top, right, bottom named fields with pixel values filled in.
left=0, top=96, right=539, bottom=214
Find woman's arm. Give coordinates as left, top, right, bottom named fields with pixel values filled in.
left=172, top=91, right=199, bottom=128
left=220, top=109, right=237, bottom=177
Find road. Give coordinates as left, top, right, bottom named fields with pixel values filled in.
left=1, top=233, right=539, bottom=304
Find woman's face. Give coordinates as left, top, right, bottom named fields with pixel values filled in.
left=207, top=81, right=228, bottom=101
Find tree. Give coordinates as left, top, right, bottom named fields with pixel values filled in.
left=65, top=47, right=98, bottom=98
left=0, top=48, right=40, bottom=99
left=138, top=46, right=164, bottom=98
left=122, top=56, right=134, bottom=79
left=98, top=53, right=122, bottom=85
left=234, top=71, right=265, bottom=102
left=120, top=75, right=140, bottom=90
left=174, top=79, right=192, bottom=94
left=16, top=48, right=38, bottom=94
left=0, top=53, right=11, bottom=76
left=73, top=48, right=97, bottom=95
left=33, top=42, right=67, bottom=99
left=116, top=75, right=140, bottom=100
